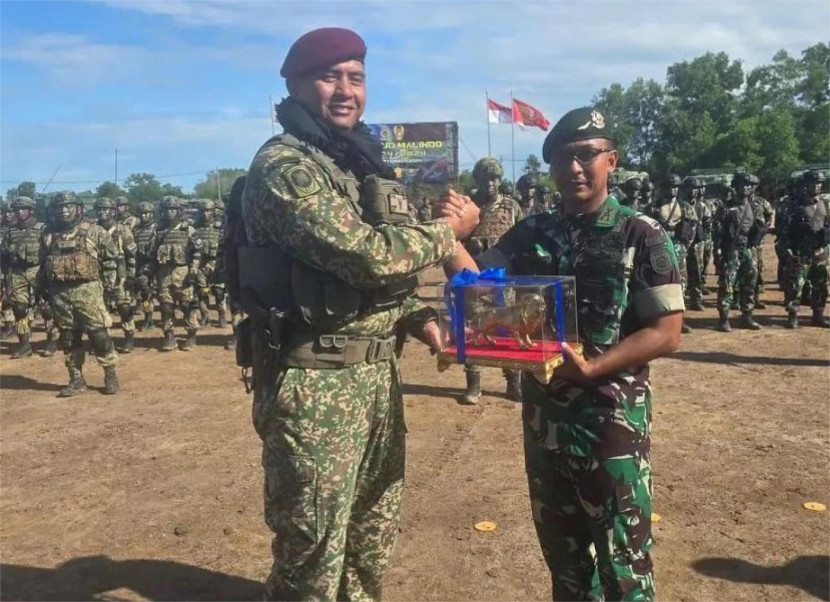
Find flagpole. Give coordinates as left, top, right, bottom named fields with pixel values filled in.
left=485, top=91, right=491, bottom=157
left=510, top=90, right=516, bottom=185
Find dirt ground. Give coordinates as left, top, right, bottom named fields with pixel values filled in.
left=1, top=241, right=828, bottom=602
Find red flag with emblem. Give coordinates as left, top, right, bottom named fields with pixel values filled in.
left=512, top=98, right=550, bottom=131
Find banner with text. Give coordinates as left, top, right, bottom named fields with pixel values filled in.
left=368, top=122, right=459, bottom=188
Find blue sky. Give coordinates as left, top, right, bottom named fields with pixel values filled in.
left=2, top=0, right=828, bottom=194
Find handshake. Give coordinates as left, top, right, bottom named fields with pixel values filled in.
left=432, top=189, right=480, bottom=241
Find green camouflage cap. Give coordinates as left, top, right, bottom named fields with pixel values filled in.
left=94, top=197, right=116, bottom=209
left=137, top=202, right=154, bottom=213
left=473, top=157, right=504, bottom=180
left=11, top=196, right=35, bottom=209
left=53, top=191, right=80, bottom=205
left=543, top=107, right=613, bottom=162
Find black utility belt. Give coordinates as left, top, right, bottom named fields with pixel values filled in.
left=282, top=332, right=399, bottom=369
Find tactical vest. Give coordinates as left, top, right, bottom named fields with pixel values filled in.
left=134, top=223, right=156, bottom=262
left=792, top=197, right=828, bottom=253
left=236, top=133, right=418, bottom=333
left=196, top=225, right=222, bottom=260
left=467, top=195, right=518, bottom=255
left=104, top=223, right=130, bottom=257
left=8, top=220, right=44, bottom=269
left=45, top=222, right=100, bottom=283
left=747, top=198, right=769, bottom=247
left=693, top=200, right=713, bottom=241
left=720, top=201, right=754, bottom=252
left=155, top=222, right=190, bottom=266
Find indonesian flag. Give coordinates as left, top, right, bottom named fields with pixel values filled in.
left=487, top=98, right=513, bottom=124
left=512, top=98, right=550, bottom=131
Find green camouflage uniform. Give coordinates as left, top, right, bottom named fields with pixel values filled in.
left=242, top=129, right=456, bottom=601
left=0, top=203, right=15, bottom=336
left=153, top=202, right=203, bottom=340
left=41, top=196, right=121, bottom=388
left=749, top=196, right=773, bottom=305
left=648, top=196, right=697, bottom=299
left=714, top=186, right=757, bottom=320
left=133, top=204, right=158, bottom=328
left=479, top=195, right=684, bottom=601
left=3, top=211, right=46, bottom=337
left=97, top=200, right=138, bottom=338
left=686, top=191, right=714, bottom=307
left=194, top=201, right=226, bottom=326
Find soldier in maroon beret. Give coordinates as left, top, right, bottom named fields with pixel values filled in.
left=237, top=27, right=480, bottom=601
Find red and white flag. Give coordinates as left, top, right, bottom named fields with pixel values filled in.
left=487, top=98, right=513, bottom=124
left=512, top=98, right=550, bottom=131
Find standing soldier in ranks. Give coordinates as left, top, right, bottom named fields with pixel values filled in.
left=779, top=169, right=830, bottom=328
left=220, top=175, right=246, bottom=351
left=115, top=196, right=140, bottom=232
left=498, top=180, right=515, bottom=202
left=133, top=201, right=158, bottom=331
left=700, top=182, right=721, bottom=293
left=194, top=199, right=227, bottom=327
left=462, top=157, right=524, bottom=404
left=620, top=176, right=644, bottom=210
left=640, top=178, right=655, bottom=213
left=648, top=174, right=697, bottom=332
left=685, top=177, right=714, bottom=310
left=152, top=195, right=202, bottom=351
left=41, top=192, right=121, bottom=396
left=3, top=196, right=50, bottom=358
left=516, top=173, right=539, bottom=217
left=533, top=183, right=555, bottom=214
left=0, top=200, right=17, bottom=340
left=95, top=197, right=138, bottom=353
left=747, top=174, right=773, bottom=309
left=714, top=173, right=758, bottom=331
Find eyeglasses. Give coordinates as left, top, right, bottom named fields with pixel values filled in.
left=550, top=148, right=615, bottom=167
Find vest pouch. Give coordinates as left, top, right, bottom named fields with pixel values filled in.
left=291, top=262, right=360, bottom=329
left=157, top=244, right=173, bottom=265
left=172, top=245, right=187, bottom=265
left=360, top=175, right=411, bottom=225
left=47, top=253, right=98, bottom=282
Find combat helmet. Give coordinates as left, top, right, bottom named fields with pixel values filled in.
left=473, top=157, right=504, bottom=180
left=93, top=197, right=116, bottom=209
left=622, top=177, right=643, bottom=192
left=664, top=174, right=682, bottom=187
left=115, top=196, right=130, bottom=207
left=498, top=181, right=514, bottom=195
left=732, top=172, right=752, bottom=188
left=803, top=169, right=826, bottom=185
left=537, top=183, right=552, bottom=196
left=53, top=191, right=80, bottom=205
left=137, top=201, right=154, bottom=214
left=200, top=199, right=216, bottom=211
left=10, top=196, right=35, bottom=209
left=159, top=195, right=182, bottom=210
left=516, top=173, right=539, bottom=193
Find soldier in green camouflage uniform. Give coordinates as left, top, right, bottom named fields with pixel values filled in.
left=713, top=173, right=759, bottom=332
left=239, top=28, right=480, bottom=601
left=194, top=199, right=227, bottom=327
left=620, top=176, right=643, bottom=211
left=115, top=196, right=140, bottom=232
left=684, top=177, right=714, bottom=311
left=133, top=202, right=158, bottom=331
left=95, top=197, right=138, bottom=353
left=746, top=175, right=773, bottom=309
left=778, top=169, right=830, bottom=328
left=41, top=192, right=121, bottom=396
left=152, top=195, right=203, bottom=351
left=648, top=174, right=697, bottom=333
left=2, top=196, right=49, bottom=358
left=516, top=173, right=539, bottom=217
left=0, top=200, right=15, bottom=340
left=469, top=107, right=684, bottom=602
left=462, top=157, right=525, bottom=404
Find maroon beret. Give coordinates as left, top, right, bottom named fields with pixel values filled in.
left=280, top=27, right=367, bottom=79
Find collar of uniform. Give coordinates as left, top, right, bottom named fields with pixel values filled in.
left=593, top=194, right=621, bottom=227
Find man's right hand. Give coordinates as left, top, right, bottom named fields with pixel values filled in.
left=435, top=189, right=479, bottom=240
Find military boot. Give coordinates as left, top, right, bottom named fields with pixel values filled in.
left=688, top=299, right=705, bottom=311
left=461, top=371, right=481, bottom=405
left=810, top=309, right=830, bottom=328
left=58, top=368, right=87, bottom=398
left=716, top=311, right=732, bottom=333
left=181, top=330, right=197, bottom=351
left=754, top=298, right=767, bottom=309
left=140, top=313, right=155, bottom=332
left=41, top=337, right=58, bottom=358
left=681, top=321, right=693, bottom=334
left=160, top=330, right=178, bottom=352
left=119, top=331, right=135, bottom=354
left=217, top=307, right=228, bottom=328
left=505, top=371, right=521, bottom=402
left=738, top=312, right=762, bottom=330
left=730, top=301, right=740, bottom=311
left=784, top=311, right=799, bottom=329
left=11, top=334, right=33, bottom=359
left=0, top=323, right=14, bottom=340
left=103, top=366, right=120, bottom=395
left=200, top=313, right=211, bottom=328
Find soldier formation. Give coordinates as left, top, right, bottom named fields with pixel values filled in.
left=0, top=192, right=235, bottom=396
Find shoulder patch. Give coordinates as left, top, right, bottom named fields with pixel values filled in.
left=650, top=242, right=673, bottom=274
left=283, top=164, right=322, bottom=198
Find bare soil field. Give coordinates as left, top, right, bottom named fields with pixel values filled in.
left=1, top=242, right=828, bottom=601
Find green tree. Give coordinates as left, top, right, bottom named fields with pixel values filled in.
left=523, top=154, right=542, bottom=176
left=458, top=169, right=475, bottom=195
left=124, top=173, right=163, bottom=206
left=798, top=42, right=830, bottom=108
left=6, top=181, right=37, bottom=199
left=193, top=168, right=246, bottom=200
left=96, top=181, right=124, bottom=199
left=755, top=110, right=800, bottom=183
left=799, top=101, right=830, bottom=163
left=593, top=83, right=635, bottom=163
left=161, top=183, right=186, bottom=198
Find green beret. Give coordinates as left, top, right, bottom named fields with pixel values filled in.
left=543, top=107, right=613, bottom=163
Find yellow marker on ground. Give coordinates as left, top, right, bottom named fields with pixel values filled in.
left=803, top=502, right=827, bottom=512
left=651, top=513, right=662, bottom=523
left=474, top=520, right=498, bottom=532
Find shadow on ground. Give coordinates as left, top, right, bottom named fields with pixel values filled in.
left=669, top=350, right=829, bottom=368
left=0, top=555, right=262, bottom=601
left=693, top=555, right=830, bottom=601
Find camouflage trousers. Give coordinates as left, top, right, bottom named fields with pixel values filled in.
left=674, top=243, right=688, bottom=297
left=754, top=243, right=766, bottom=299
left=524, top=430, right=655, bottom=601
left=717, top=248, right=757, bottom=313
left=687, top=242, right=706, bottom=305
left=50, top=280, right=118, bottom=369
left=156, top=266, right=199, bottom=333
left=700, top=239, right=713, bottom=289
left=8, top=268, right=57, bottom=339
left=105, top=287, right=136, bottom=335
left=135, top=270, right=156, bottom=318
left=782, top=252, right=829, bottom=313
left=252, top=336, right=405, bottom=601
